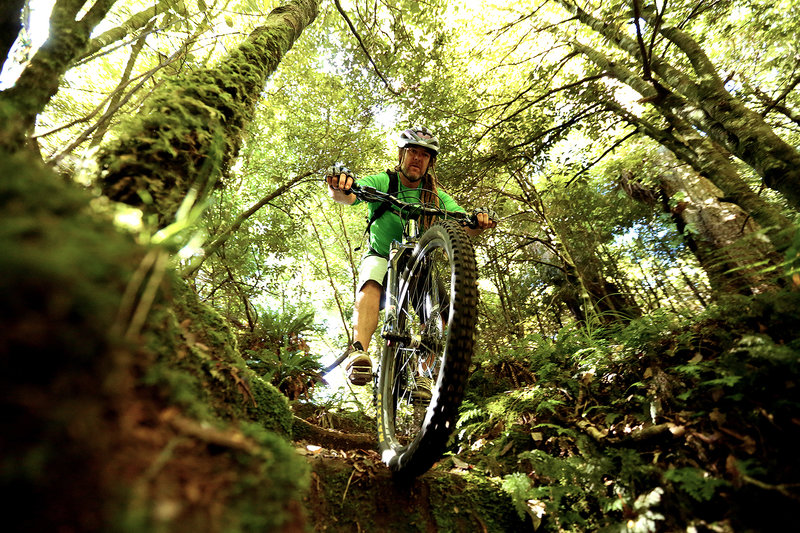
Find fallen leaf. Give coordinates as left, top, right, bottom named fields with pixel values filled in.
left=451, top=456, right=470, bottom=469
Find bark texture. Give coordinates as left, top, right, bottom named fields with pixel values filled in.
left=578, top=51, right=793, bottom=252
left=621, top=151, right=782, bottom=295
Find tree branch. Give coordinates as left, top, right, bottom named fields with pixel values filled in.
left=333, top=0, right=400, bottom=96
left=565, top=128, right=638, bottom=187
left=181, top=172, right=313, bottom=278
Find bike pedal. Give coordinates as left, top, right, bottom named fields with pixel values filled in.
left=348, top=367, right=373, bottom=386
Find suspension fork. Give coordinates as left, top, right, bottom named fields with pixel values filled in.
left=382, top=241, right=413, bottom=344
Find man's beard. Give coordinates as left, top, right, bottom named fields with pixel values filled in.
left=400, top=166, right=424, bottom=183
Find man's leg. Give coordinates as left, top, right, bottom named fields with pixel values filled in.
left=353, top=280, right=382, bottom=351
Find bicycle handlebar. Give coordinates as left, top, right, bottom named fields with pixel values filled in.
left=346, top=182, right=478, bottom=229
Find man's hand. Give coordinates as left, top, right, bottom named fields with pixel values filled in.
left=326, top=164, right=355, bottom=193
left=472, top=207, right=498, bottom=230
left=325, top=164, right=357, bottom=205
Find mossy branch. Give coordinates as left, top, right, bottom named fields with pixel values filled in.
left=97, top=0, right=321, bottom=226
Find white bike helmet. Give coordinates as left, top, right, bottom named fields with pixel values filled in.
left=398, top=125, right=440, bottom=155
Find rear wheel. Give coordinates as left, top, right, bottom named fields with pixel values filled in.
left=377, top=220, right=477, bottom=478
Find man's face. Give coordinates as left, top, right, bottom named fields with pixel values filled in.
left=400, top=147, right=432, bottom=181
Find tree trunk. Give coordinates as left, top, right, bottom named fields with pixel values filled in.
left=97, top=0, right=321, bottom=227
left=621, top=159, right=783, bottom=295
left=556, top=0, right=800, bottom=210
left=572, top=41, right=794, bottom=253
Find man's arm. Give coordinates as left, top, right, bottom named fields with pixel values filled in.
left=439, top=191, right=497, bottom=236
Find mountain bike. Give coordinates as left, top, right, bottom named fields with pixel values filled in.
left=348, top=182, right=479, bottom=478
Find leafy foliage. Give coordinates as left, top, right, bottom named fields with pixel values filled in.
left=241, top=305, right=323, bottom=400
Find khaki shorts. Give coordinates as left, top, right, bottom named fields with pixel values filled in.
left=357, top=254, right=388, bottom=292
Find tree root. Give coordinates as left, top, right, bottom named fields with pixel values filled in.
left=292, top=415, right=376, bottom=451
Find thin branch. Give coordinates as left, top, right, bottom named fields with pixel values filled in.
left=479, top=71, right=606, bottom=143
left=631, top=0, right=651, bottom=80
left=36, top=48, right=185, bottom=142
left=761, top=71, right=800, bottom=119
left=565, top=128, right=638, bottom=187
left=505, top=101, right=604, bottom=152
left=181, top=173, right=314, bottom=278
left=304, top=200, right=353, bottom=348
left=333, top=0, right=400, bottom=96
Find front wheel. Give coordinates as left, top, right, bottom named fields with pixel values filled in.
left=377, top=220, right=478, bottom=478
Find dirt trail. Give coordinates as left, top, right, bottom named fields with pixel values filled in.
left=292, top=416, right=534, bottom=532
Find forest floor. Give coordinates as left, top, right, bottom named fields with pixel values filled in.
left=291, top=404, right=535, bottom=532
left=288, top=289, right=800, bottom=533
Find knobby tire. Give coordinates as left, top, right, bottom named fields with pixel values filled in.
left=377, top=220, right=478, bottom=478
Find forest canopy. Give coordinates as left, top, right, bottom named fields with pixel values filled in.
left=1, top=0, right=799, bottom=531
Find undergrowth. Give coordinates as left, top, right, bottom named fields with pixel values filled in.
left=459, top=290, right=800, bottom=532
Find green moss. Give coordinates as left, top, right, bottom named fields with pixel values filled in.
left=429, top=473, right=533, bottom=532
left=247, top=375, right=293, bottom=436
left=141, top=278, right=294, bottom=435
left=228, top=422, right=309, bottom=531
left=96, top=0, right=319, bottom=225
left=0, top=148, right=306, bottom=531
left=0, top=152, right=135, bottom=382
left=0, top=149, right=137, bottom=531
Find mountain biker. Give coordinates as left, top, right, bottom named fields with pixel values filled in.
left=325, top=125, right=497, bottom=386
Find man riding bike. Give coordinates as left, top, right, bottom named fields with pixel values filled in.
left=325, top=125, right=497, bottom=388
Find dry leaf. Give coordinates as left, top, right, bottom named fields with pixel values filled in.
left=451, top=456, right=470, bottom=469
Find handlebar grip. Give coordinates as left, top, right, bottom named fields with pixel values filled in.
left=462, top=215, right=479, bottom=230
left=324, top=174, right=359, bottom=195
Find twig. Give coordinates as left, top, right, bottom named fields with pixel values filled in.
left=342, top=467, right=357, bottom=503
left=565, top=129, right=638, bottom=187
left=166, top=411, right=260, bottom=455
left=742, top=475, right=800, bottom=502
left=181, top=173, right=313, bottom=278
left=333, top=0, right=401, bottom=96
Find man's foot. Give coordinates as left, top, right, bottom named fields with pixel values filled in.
left=344, top=341, right=372, bottom=386
left=411, top=375, right=433, bottom=401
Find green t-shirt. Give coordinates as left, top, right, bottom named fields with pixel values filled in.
left=354, top=171, right=466, bottom=257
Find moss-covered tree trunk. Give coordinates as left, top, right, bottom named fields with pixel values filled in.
left=98, top=0, right=321, bottom=227
left=0, top=145, right=310, bottom=530
left=622, top=160, right=783, bottom=295
left=574, top=42, right=794, bottom=254
left=0, top=0, right=117, bottom=152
